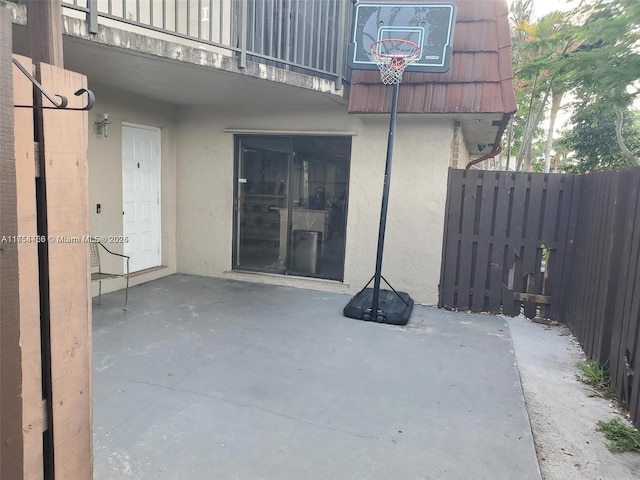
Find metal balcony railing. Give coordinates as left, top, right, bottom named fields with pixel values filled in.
left=62, top=0, right=349, bottom=89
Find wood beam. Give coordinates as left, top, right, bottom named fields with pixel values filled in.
left=26, top=0, right=64, bottom=68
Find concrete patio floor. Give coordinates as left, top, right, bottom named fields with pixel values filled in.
left=92, top=274, right=541, bottom=480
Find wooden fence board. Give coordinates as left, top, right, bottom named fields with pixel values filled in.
left=550, top=175, right=580, bottom=320
left=0, top=8, right=24, bottom=479
left=471, top=171, right=497, bottom=311
left=488, top=172, right=513, bottom=313
left=439, top=169, right=465, bottom=308
left=456, top=169, right=480, bottom=310
left=596, top=172, right=619, bottom=363
left=522, top=174, right=547, bottom=317
left=502, top=173, right=529, bottom=316
left=580, top=175, right=603, bottom=356
left=13, top=54, right=44, bottom=480
left=39, top=62, right=92, bottom=480
left=537, top=174, right=561, bottom=318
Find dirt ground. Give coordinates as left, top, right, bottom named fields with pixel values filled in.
left=508, top=316, right=640, bottom=480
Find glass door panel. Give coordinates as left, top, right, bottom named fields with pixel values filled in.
left=288, top=137, right=350, bottom=281
left=236, top=138, right=290, bottom=270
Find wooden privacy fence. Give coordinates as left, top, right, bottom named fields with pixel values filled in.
left=439, top=169, right=580, bottom=320
left=563, top=168, right=640, bottom=428
left=439, top=167, right=640, bottom=429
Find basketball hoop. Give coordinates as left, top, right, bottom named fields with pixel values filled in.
left=370, top=39, right=421, bottom=85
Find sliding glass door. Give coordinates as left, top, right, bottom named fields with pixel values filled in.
left=234, top=135, right=350, bottom=281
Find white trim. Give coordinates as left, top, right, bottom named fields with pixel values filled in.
left=224, top=128, right=358, bottom=136
left=122, top=121, right=162, bottom=132
left=121, top=123, right=162, bottom=270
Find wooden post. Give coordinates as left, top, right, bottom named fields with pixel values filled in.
left=26, top=0, right=64, bottom=68
left=39, top=64, right=93, bottom=480
left=0, top=6, right=25, bottom=480
left=26, top=2, right=92, bottom=479
left=26, top=1, right=64, bottom=477
left=14, top=54, right=45, bottom=480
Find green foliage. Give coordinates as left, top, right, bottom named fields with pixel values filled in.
left=576, top=359, right=615, bottom=397
left=596, top=418, right=640, bottom=452
left=509, top=0, right=640, bottom=172
left=560, top=102, right=640, bottom=173
left=567, top=0, right=640, bottom=111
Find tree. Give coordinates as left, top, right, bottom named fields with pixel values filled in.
left=510, top=9, right=578, bottom=171
left=559, top=101, right=640, bottom=173
left=563, top=0, right=640, bottom=165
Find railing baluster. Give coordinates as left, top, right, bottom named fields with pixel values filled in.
left=300, top=0, right=307, bottom=68
left=186, top=0, right=191, bottom=36
left=291, top=0, right=298, bottom=64
left=267, top=0, right=273, bottom=57
left=276, top=0, right=282, bottom=61
left=334, top=0, right=346, bottom=90
left=209, top=0, right=213, bottom=43
left=174, top=0, right=178, bottom=32
left=197, top=0, right=202, bottom=39
left=239, top=0, right=247, bottom=68
left=61, top=0, right=349, bottom=82
left=322, top=0, right=330, bottom=71
left=284, top=0, right=290, bottom=63
left=87, top=0, right=98, bottom=33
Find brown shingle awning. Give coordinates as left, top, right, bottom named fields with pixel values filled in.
left=348, top=0, right=517, bottom=116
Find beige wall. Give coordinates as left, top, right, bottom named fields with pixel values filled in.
left=175, top=105, right=453, bottom=305
left=88, top=84, right=178, bottom=294
left=347, top=116, right=453, bottom=304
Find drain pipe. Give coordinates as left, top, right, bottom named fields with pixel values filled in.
left=465, top=114, right=511, bottom=170
left=466, top=144, right=503, bottom=169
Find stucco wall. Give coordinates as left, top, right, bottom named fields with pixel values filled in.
left=175, top=105, right=452, bottom=305
left=88, top=84, right=178, bottom=294
left=347, top=116, right=453, bottom=305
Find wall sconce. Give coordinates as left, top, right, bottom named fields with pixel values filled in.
left=93, top=113, right=111, bottom=137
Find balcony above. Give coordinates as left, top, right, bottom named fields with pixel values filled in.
left=6, top=0, right=350, bottom=108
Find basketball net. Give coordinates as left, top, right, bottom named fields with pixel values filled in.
left=371, top=39, right=420, bottom=85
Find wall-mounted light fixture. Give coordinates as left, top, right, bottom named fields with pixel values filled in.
left=93, top=112, right=111, bottom=137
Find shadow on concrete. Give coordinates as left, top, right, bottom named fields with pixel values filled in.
left=92, top=274, right=540, bottom=480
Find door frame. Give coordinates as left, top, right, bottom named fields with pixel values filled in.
left=232, top=134, right=351, bottom=280
left=232, top=135, right=293, bottom=274
left=122, top=122, right=162, bottom=271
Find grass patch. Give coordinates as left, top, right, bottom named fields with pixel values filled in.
left=596, top=418, right=640, bottom=452
left=576, top=359, right=615, bottom=397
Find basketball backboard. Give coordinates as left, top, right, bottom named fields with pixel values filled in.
left=349, top=2, right=456, bottom=73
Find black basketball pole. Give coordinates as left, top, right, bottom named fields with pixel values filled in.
left=371, top=81, right=400, bottom=317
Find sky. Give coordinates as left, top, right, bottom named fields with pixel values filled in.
left=509, top=0, right=579, bottom=19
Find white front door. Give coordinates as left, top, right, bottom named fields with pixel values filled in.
left=122, top=124, right=161, bottom=272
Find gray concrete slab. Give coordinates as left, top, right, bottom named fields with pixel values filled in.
left=93, top=274, right=541, bottom=480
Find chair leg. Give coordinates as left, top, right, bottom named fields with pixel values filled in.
left=98, top=280, right=102, bottom=305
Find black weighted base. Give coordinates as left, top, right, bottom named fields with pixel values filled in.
left=343, top=288, right=414, bottom=325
